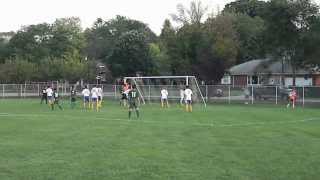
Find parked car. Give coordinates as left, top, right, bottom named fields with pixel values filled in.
left=248, top=85, right=291, bottom=100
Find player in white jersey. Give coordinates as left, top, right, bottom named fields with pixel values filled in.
left=82, top=86, right=91, bottom=110
left=184, top=86, right=193, bottom=112
left=97, top=85, right=103, bottom=109
left=46, top=86, right=54, bottom=105
left=160, top=87, right=169, bottom=108
left=91, top=85, right=99, bottom=111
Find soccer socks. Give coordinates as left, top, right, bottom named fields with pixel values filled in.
left=129, top=109, right=139, bottom=119
left=185, top=105, right=192, bottom=112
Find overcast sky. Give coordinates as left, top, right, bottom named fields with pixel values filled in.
left=0, top=0, right=319, bottom=34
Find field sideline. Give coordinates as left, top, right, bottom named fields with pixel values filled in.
left=1, top=99, right=320, bottom=180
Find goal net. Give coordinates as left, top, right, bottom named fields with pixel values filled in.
left=124, top=76, right=206, bottom=107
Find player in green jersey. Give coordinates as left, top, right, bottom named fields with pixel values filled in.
left=70, top=86, right=77, bottom=109
left=128, top=84, right=140, bottom=119
left=52, top=88, right=63, bottom=110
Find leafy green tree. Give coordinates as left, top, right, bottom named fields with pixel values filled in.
left=0, top=59, right=38, bottom=83
left=159, top=19, right=182, bottom=75
left=232, top=13, right=266, bottom=63
left=0, top=38, right=10, bottom=63
left=85, top=16, right=156, bottom=61
left=108, top=30, right=155, bottom=77
left=50, top=17, right=85, bottom=58
left=8, top=23, right=52, bottom=62
left=303, top=16, right=320, bottom=66
left=263, top=0, right=319, bottom=85
left=223, top=0, right=267, bottom=18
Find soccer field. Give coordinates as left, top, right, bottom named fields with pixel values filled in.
left=1, top=99, right=320, bottom=180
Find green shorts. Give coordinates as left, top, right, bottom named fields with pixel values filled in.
left=129, top=100, right=138, bottom=109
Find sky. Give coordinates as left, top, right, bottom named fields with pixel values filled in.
left=0, top=0, right=319, bottom=35
left=0, top=0, right=235, bottom=34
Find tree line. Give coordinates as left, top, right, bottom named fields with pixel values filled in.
left=0, top=0, right=319, bottom=84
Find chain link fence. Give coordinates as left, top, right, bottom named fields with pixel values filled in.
left=1, top=84, right=320, bottom=106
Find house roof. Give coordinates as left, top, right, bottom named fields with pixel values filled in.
left=228, top=59, right=310, bottom=75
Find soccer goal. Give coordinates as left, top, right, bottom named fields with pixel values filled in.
left=124, top=76, right=207, bottom=107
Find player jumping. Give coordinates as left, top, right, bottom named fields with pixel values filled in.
left=128, top=85, right=140, bottom=119
left=184, top=86, right=193, bottom=112
left=121, top=82, right=130, bottom=107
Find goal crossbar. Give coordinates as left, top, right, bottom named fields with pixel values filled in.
left=124, top=76, right=195, bottom=79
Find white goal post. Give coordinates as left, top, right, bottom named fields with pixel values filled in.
left=124, top=76, right=207, bottom=107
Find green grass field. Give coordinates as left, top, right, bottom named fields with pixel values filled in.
left=1, top=99, right=320, bottom=180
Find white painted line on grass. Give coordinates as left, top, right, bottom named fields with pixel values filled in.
left=1, top=112, right=319, bottom=128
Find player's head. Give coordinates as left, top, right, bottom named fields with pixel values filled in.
left=132, top=84, right=136, bottom=89
left=84, top=85, right=87, bottom=89
left=186, top=85, right=189, bottom=89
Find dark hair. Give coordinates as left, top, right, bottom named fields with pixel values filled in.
left=186, top=85, right=189, bottom=88
left=132, top=84, right=136, bottom=89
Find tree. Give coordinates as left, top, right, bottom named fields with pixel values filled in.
left=202, top=13, right=240, bottom=82
left=85, top=16, right=157, bottom=61
left=107, top=30, right=155, bottom=77
left=159, top=19, right=180, bottom=75
left=223, top=0, right=267, bottom=18
left=171, top=1, right=208, bottom=26
left=0, top=38, right=10, bottom=63
left=263, top=0, right=319, bottom=86
left=232, top=13, right=266, bottom=63
left=8, top=23, right=52, bottom=62
left=303, top=16, right=320, bottom=67
left=50, top=17, right=85, bottom=58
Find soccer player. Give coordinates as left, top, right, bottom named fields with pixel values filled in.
left=121, top=82, right=130, bottom=107
left=184, top=86, right=193, bottom=112
left=97, top=85, right=103, bottom=109
left=287, top=88, right=297, bottom=109
left=82, top=86, right=90, bottom=110
left=180, top=87, right=185, bottom=106
left=46, top=86, right=54, bottom=106
left=40, top=87, right=47, bottom=104
left=52, top=88, right=63, bottom=110
left=70, top=86, right=77, bottom=109
left=128, top=85, right=140, bottom=119
left=160, top=87, right=169, bottom=108
left=91, top=85, right=99, bottom=111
